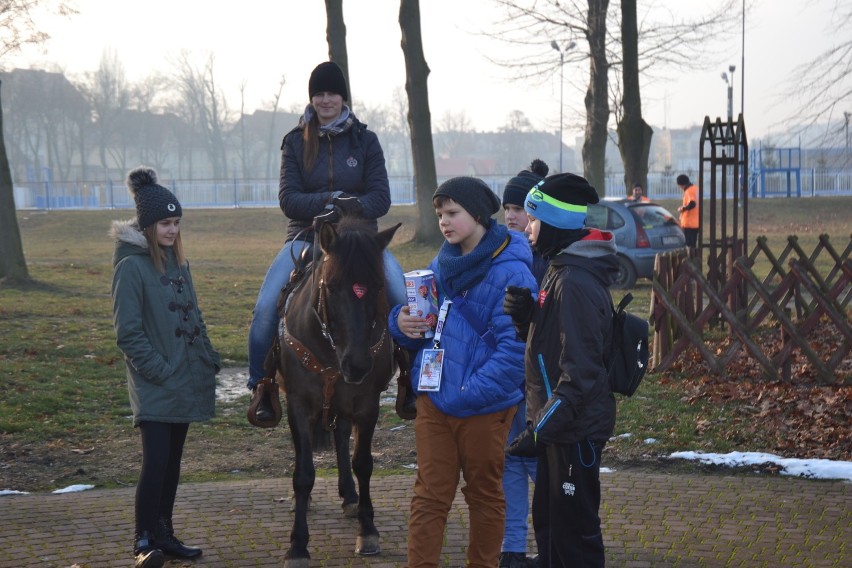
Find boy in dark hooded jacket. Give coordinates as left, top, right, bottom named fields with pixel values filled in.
left=503, top=172, right=619, bottom=568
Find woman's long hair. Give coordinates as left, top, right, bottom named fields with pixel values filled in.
left=302, top=111, right=320, bottom=172
left=143, top=225, right=186, bottom=273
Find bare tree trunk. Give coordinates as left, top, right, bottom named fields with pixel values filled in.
left=582, top=0, right=610, bottom=195
left=399, top=0, right=441, bottom=244
left=0, top=80, right=30, bottom=284
left=616, top=0, right=653, bottom=194
left=325, top=0, right=353, bottom=108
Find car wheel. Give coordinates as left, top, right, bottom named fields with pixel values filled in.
left=612, top=255, right=637, bottom=289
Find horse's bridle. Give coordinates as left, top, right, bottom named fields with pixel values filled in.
left=282, top=255, right=390, bottom=430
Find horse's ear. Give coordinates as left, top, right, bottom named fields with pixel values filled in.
left=318, top=221, right=338, bottom=253
left=376, top=223, right=401, bottom=250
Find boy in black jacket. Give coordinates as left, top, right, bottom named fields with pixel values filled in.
left=504, top=173, right=619, bottom=568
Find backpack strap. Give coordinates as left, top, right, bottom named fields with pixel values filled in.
left=615, top=292, right=633, bottom=315
left=606, top=292, right=633, bottom=372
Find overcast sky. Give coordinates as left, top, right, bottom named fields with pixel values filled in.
left=6, top=0, right=843, bottom=146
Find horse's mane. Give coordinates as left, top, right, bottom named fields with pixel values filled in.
left=322, top=217, right=385, bottom=292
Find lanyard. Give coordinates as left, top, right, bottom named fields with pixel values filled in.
left=431, top=298, right=453, bottom=349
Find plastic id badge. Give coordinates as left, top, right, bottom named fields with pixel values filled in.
left=418, top=348, right=445, bottom=391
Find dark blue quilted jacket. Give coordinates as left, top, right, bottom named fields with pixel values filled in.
left=278, top=116, right=390, bottom=242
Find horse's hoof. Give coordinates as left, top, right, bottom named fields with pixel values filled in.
left=284, top=558, right=310, bottom=568
left=355, top=534, right=380, bottom=556
left=342, top=502, right=358, bottom=518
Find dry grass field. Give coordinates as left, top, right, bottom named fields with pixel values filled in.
left=1, top=196, right=849, bottom=492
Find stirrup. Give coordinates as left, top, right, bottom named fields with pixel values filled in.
left=247, top=377, right=282, bottom=428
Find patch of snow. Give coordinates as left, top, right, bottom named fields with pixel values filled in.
left=1, top=489, right=29, bottom=496
left=52, top=484, right=95, bottom=494
left=669, top=451, right=852, bottom=481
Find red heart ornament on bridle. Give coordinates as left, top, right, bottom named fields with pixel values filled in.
left=352, top=283, right=367, bottom=299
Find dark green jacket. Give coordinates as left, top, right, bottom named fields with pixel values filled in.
left=110, top=220, right=220, bottom=426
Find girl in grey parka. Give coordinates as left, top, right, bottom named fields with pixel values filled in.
left=111, top=167, right=220, bottom=568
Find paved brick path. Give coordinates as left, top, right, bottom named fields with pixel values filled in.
left=0, top=471, right=848, bottom=567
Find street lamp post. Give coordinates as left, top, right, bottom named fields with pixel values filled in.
left=721, top=64, right=736, bottom=121
left=551, top=40, right=576, bottom=172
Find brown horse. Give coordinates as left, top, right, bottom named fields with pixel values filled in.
left=273, top=217, right=401, bottom=567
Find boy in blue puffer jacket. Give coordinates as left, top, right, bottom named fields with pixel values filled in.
left=389, top=176, right=537, bottom=568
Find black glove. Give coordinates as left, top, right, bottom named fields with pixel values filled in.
left=504, top=286, right=535, bottom=341
left=506, top=422, right=542, bottom=458
left=532, top=393, right=575, bottom=445
left=313, top=205, right=341, bottom=230
left=504, top=286, right=534, bottom=326
left=333, top=195, right=364, bottom=217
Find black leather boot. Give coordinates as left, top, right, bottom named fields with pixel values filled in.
left=155, top=517, right=203, bottom=559
left=253, top=388, right=276, bottom=422
left=134, top=531, right=164, bottom=568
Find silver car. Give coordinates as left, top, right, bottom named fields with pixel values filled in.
left=585, top=199, right=685, bottom=288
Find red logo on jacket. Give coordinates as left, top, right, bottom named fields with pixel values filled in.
left=538, top=289, right=548, bottom=308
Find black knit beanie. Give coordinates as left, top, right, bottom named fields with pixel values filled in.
left=308, top=61, right=349, bottom=101
left=433, top=176, right=501, bottom=227
left=126, top=166, right=182, bottom=230
left=502, top=159, right=549, bottom=207
left=676, top=174, right=691, bottom=186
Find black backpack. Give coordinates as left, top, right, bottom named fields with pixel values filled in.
left=607, top=293, right=650, bottom=396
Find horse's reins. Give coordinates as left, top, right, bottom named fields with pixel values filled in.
left=281, top=226, right=390, bottom=430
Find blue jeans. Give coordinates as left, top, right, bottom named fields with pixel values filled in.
left=247, top=239, right=407, bottom=388
left=503, top=401, right=537, bottom=553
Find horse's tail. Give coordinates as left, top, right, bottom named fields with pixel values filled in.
left=312, top=419, right=333, bottom=451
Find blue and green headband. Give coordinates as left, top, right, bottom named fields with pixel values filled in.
left=524, top=180, right=587, bottom=229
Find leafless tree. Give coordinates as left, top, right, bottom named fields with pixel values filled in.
left=400, top=0, right=441, bottom=243
left=78, top=49, right=132, bottom=176
left=485, top=0, right=741, bottom=194
left=782, top=1, right=852, bottom=156
left=0, top=0, right=75, bottom=60
left=0, top=0, right=76, bottom=284
left=173, top=52, right=231, bottom=179
left=265, top=75, right=286, bottom=179
left=436, top=110, right=474, bottom=159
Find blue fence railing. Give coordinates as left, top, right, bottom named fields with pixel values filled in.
left=13, top=170, right=852, bottom=210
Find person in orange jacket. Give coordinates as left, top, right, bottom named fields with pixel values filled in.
left=629, top=184, right=650, bottom=202
left=676, top=174, right=699, bottom=249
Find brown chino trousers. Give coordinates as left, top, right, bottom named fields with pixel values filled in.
left=407, top=395, right=515, bottom=568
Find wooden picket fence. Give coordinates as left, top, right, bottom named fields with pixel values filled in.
left=650, top=234, right=851, bottom=384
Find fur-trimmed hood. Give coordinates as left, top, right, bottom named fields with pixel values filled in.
left=110, top=219, right=148, bottom=267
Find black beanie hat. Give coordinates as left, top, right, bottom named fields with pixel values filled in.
left=308, top=61, right=349, bottom=101
left=502, top=159, right=549, bottom=207
left=126, top=166, right=182, bottom=230
left=433, top=176, right=501, bottom=227
left=676, top=174, right=690, bottom=186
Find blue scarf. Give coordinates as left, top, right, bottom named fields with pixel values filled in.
left=437, top=220, right=509, bottom=295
